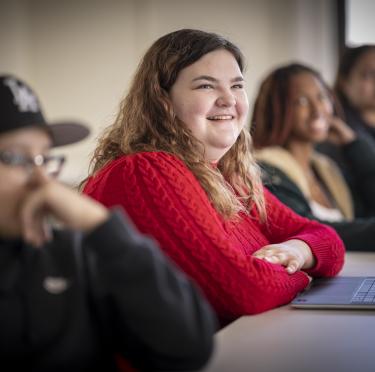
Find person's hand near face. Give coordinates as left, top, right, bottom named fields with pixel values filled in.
left=326, top=115, right=357, bottom=146
left=20, top=168, right=109, bottom=248
left=0, top=126, right=109, bottom=247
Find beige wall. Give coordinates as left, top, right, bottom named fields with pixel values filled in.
left=0, top=0, right=338, bottom=186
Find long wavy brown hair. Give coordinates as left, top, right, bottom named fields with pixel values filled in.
left=251, top=63, right=342, bottom=149
left=87, top=29, right=265, bottom=220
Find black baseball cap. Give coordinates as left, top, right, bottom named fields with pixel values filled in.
left=0, top=74, right=90, bottom=147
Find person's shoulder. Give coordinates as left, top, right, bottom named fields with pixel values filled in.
left=255, top=147, right=296, bottom=168
left=121, top=151, right=193, bottom=177
left=86, top=152, right=185, bottom=183
left=92, top=151, right=197, bottom=192
left=312, top=151, right=342, bottom=172
left=257, top=157, right=299, bottom=188
left=128, top=150, right=183, bottom=164
left=102, top=151, right=186, bottom=171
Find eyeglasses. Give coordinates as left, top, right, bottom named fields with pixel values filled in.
left=0, top=150, right=65, bottom=177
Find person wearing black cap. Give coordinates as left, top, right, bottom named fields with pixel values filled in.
left=0, top=75, right=216, bottom=372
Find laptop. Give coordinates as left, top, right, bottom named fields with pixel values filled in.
left=291, top=276, right=375, bottom=309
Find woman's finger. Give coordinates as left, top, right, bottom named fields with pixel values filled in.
left=274, top=251, right=288, bottom=263
left=286, top=259, right=301, bottom=274
left=20, top=189, right=48, bottom=248
left=26, top=210, right=45, bottom=247
left=264, top=255, right=279, bottom=263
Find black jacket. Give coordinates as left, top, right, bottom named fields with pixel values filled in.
left=0, top=210, right=216, bottom=372
left=260, top=162, right=375, bottom=252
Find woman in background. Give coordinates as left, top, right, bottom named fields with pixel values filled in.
left=318, top=45, right=375, bottom=217
left=335, top=45, right=375, bottom=141
left=83, top=29, right=344, bottom=326
left=252, top=63, right=375, bottom=252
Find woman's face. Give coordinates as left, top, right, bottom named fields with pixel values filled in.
left=287, top=72, right=333, bottom=145
left=341, top=49, right=375, bottom=111
left=0, top=127, right=52, bottom=238
left=169, top=49, right=249, bottom=162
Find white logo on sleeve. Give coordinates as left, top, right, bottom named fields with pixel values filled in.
left=4, top=77, right=40, bottom=113
left=43, top=276, right=70, bottom=294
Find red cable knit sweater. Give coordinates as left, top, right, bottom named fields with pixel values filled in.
left=83, top=151, right=345, bottom=324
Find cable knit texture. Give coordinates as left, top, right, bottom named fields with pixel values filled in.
left=83, top=151, right=345, bottom=323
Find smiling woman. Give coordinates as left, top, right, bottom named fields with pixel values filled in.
left=288, top=72, right=333, bottom=144
left=169, top=49, right=248, bottom=162
left=83, top=29, right=345, bottom=326
left=252, top=62, right=375, bottom=252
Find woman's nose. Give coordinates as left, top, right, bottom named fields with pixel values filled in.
left=311, top=100, right=326, bottom=118
left=216, top=90, right=236, bottom=107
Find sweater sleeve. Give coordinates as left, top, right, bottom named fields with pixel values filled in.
left=84, top=152, right=340, bottom=320
left=259, top=188, right=345, bottom=277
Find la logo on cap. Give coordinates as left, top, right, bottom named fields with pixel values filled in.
left=3, top=77, right=40, bottom=113
left=43, top=276, right=70, bottom=294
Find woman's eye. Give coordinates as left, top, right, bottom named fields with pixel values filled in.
left=197, top=84, right=213, bottom=89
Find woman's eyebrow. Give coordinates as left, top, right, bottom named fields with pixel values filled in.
left=192, top=75, right=218, bottom=82
left=192, top=75, right=244, bottom=83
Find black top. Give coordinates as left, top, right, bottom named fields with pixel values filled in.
left=260, top=162, right=375, bottom=252
left=0, top=210, right=216, bottom=371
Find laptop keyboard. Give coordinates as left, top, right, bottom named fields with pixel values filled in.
left=351, top=279, right=375, bottom=304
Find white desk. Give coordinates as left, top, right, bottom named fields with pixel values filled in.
left=201, top=252, right=375, bottom=372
